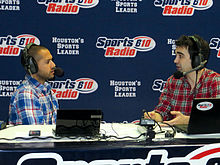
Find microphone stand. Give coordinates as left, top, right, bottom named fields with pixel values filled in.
left=193, top=70, right=199, bottom=98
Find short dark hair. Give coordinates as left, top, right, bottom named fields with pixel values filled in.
left=21, top=44, right=48, bottom=67
left=175, top=34, right=210, bottom=62
left=27, top=45, right=48, bottom=61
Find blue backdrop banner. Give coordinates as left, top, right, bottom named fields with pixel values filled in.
left=0, top=0, right=219, bottom=122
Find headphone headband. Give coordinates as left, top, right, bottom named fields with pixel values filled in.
left=188, top=36, right=201, bottom=52
left=23, top=43, right=37, bottom=55
left=188, top=35, right=204, bottom=69
left=21, top=43, right=38, bottom=74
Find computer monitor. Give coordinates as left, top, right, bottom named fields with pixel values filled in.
left=55, top=109, right=102, bottom=137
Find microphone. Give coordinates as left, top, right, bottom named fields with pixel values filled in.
left=54, top=67, right=64, bottom=77
left=173, top=60, right=207, bottom=79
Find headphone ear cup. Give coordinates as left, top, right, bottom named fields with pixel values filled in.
left=192, top=53, right=202, bottom=68
left=189, top=35, right=205, bottom=69
left=27, top=56, right=38, bottom=74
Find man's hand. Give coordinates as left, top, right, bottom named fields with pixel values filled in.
left=163, top=111, right=190, bottom=125
left=144, top=111, right=163, bottom=122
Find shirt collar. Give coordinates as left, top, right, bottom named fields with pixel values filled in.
left=181, top=68, right=207, bottom=88
left=25, top=75, right=52, bottom=95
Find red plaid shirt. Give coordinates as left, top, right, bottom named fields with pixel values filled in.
left=154, top=68, right=220, bottom=121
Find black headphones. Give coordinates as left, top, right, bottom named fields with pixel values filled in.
left=21, top=43, right=38, bottom=74
left=188, top=35, right=205, bottom=69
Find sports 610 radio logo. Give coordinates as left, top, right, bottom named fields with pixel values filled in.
left=37, top=0, right=99, bottom=14
left=16, top=143, right=220, bottom=165
left=0, top=34, right=40, bottom=56
left=50, top=78, right=98, bottom=100
left=209, top=38, right=220, bottom=58
left=154, top=0, right=213, bottom=16
left=96, top=36, right=156, bottom=58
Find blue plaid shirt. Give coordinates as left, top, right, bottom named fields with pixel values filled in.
left=9, top=75, right=59, bottom=125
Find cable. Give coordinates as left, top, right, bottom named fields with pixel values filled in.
left=101, top=123, right=145, bottom=140
left=144, top=110, right=162, bottom=133
left=142, top=109, right=178, bottom=139
left=0, top=134, right=102, bottom=141
left=161, top=122, right=176, bottom=138
left=101, top=133, right=145, bottom=140
left=110, top=123, right=119, bottom=136
left=0, top=132, right=146, bottom=141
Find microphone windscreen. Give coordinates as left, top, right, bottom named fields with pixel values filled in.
left=173, top=71, right=183, bottom=79
left=54, top=67, right=64, bottom=77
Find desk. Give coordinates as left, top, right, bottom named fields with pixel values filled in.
left=1, top=124, right=220, bottom=165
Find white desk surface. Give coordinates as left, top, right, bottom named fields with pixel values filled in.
left=0, top=123, right=220, bottom=143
